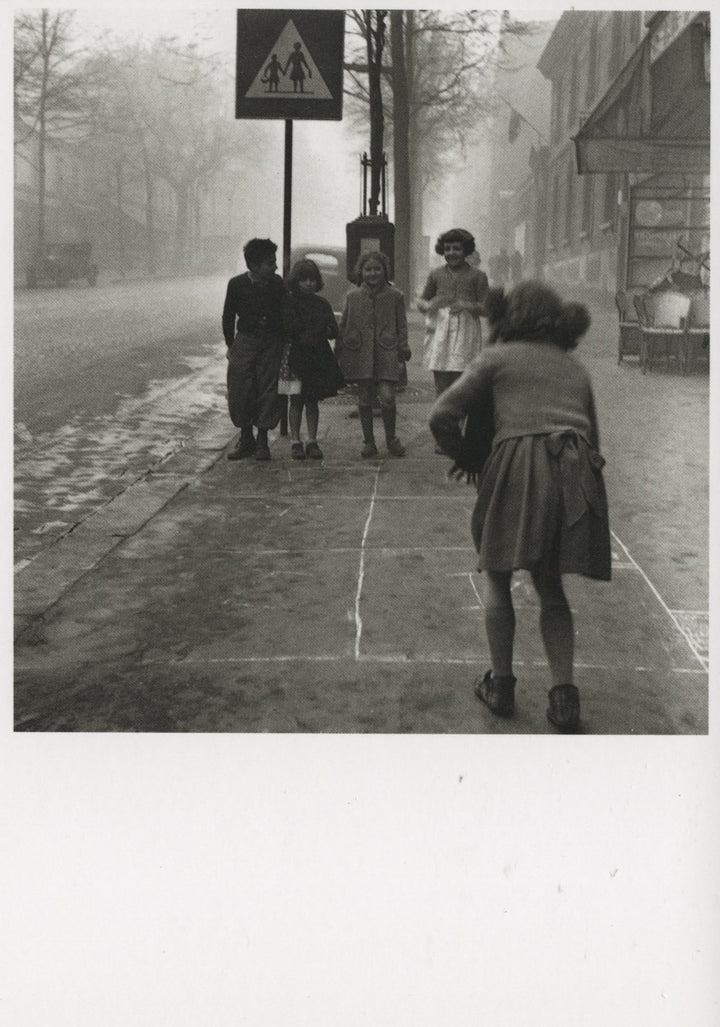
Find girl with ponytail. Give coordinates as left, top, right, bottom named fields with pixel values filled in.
left=429, top=280, right=611, bottom=732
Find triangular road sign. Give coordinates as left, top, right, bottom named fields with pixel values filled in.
left=245, top=18, right=333, bottom=100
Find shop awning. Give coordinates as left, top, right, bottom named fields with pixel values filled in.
left=574, top=18, right=710, bottom=174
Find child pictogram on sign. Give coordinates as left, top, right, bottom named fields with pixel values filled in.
left=261, top=54, right=283, bottom=92
left=283, top=42, right=312, bottom=93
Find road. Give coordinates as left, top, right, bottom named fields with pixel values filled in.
left=14, top=274, right=230, bottom=565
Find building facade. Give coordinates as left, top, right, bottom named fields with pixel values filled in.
left=496, top=10, right=710, bottom=298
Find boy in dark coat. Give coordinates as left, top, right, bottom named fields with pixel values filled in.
left=222, top=238, right=287, bottom=461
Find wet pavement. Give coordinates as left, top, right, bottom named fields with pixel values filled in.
left=14, top=298, right=709, bottom=733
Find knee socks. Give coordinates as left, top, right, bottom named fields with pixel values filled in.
left=359, top=405, right=375, bottom=444
left=485, top=606, right=516, bottom=679
left=381, top=403, right=396, bottom=444
left=539, top=601, right=574, bottom=687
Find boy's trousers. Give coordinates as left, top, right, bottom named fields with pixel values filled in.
left=227, top=331, right=284, bottom=430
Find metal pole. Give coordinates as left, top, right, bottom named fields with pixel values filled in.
left=280, top=119, right=293, bottom=437
left=283, top=120, right=293, bottom=277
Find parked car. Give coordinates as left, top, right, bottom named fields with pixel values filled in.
left=289, top=244, right=349, bottom=316
left=26, top=242, right=99, bottom=288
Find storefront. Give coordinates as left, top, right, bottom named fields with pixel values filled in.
left=573, top=11, right=710, bottom=291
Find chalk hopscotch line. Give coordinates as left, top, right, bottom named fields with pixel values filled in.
left=136, top=655, right=705, bottom=674
left=210, top=546, right=475, bottom=555
left=354, top=465, right=382, bottom=661
left=611, top=530, right=708, bottom=671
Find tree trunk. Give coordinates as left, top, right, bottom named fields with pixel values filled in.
left=141, top=141, right=157, bottom=275
left=405, top=10, right=425, bottom=296
left=37, top=108, right=46, bottom=252
left=115, top=158, right=125, bottom=272
left=365, top=11, right=385, bottom=216
left=36, top=11, right=50, bottom=252
left=174, top=186, right=190, bottom=274
left=390, top=11, right=411, bottom=298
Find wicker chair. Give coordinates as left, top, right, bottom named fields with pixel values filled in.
left=683, top=289, right=710, bottom=373
left=615, top=289, right=643, bottom=364
left=634, top=291, right=691, bottom=374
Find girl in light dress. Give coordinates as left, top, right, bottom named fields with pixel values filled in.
left=417, top=228, right=489, bottom=400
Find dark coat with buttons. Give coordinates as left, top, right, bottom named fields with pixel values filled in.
left=337, top=283, right=409, bottom=382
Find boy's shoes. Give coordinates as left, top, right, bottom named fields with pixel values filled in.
left=387, top=437, right=406, bottom=458
left=254, top=439, right=271, bottom=461
left=291, top=442, right=306, bottom=460
left=546, top=684, right=581, bottom=732
left=361, top=441, right=379, bottom=458
left=473, top=670, right=516, bottom=717
left=227, top=436, right=256, bottom=460
left=305, top=441, right=323, bottom=459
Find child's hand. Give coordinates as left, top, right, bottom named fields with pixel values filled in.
left=399, top=345, right=412, bottom=362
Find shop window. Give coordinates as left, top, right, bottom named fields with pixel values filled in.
left=602, top=173, right=617, bottom=226
left=551, top=175, right=561, bottom=247
left=691, top=19, right=711, bottom=85
left=565, top=162, right=575, bottom=242
left=629, top=11, right=641, bottom=47
left=581, top=176, right=594, bottom=237
left=585, top=21, right=599, bottom=107
left=607, top=12, right=623, bottom=79
left=551, top=80, right=563, bottom=143
left=567, top=56, right=579, bottom=127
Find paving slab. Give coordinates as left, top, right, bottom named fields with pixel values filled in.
left=14, top=300, right=709, bottom=733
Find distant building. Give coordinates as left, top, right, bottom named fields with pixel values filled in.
left=573, top=10, right=710, bottom=295
left=483, top=19, right=554, bottom=276
left=489, top=11, right=710, bottom=299
left=536, top=10, right=647, bottom=294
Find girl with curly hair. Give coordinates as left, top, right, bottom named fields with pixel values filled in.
left=429, top=280, right=611, bottom=732
left=417, top=228, right=489, bottom=403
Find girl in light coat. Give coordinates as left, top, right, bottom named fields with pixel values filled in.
left=337, top=251, right=411, bottom=458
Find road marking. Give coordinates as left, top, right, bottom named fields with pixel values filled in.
left=210, top=546, right=475, bottom=555
left=21, top=655, right=706, bottom=673
left=217, top=494, right=474, bottom=501
left=611, top=530, right=708, bottom=671
left=354, top=466, right=381, bottom=660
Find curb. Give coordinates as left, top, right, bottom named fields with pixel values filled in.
left=14, top=411, right=233, bottom=635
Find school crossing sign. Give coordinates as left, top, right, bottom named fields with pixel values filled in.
left=236, top=9, right=345, bottom=120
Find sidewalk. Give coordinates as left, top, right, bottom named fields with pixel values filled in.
left=14, top=298, right=709, bottom=733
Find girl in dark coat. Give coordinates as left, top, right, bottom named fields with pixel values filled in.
left=284, top=258, right=344, bottom=460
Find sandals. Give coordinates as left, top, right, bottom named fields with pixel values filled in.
left=547, top=684, right=581, bottom=732
left=473, top=670, right=516, bottom=718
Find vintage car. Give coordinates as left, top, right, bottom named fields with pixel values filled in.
left=289, top=244, right=349, bottom=316
left=26, top=242, right=99, bottom=288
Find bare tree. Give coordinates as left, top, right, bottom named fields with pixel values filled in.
left=347, top=10, right=534, bottom=292
left=88, top=37, right=257, bottom=274
left=14, top=9, right=93, bottom=251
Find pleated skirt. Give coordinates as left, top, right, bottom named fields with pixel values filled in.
left=471, top=433, right=612, bottom=580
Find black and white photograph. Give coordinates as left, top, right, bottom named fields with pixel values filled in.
left=4, top=3, right=718, bottom=1024
left=11, top=7, right=710, bottom=735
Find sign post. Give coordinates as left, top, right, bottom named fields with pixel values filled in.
left=236, top=10, right=345, bottom=275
